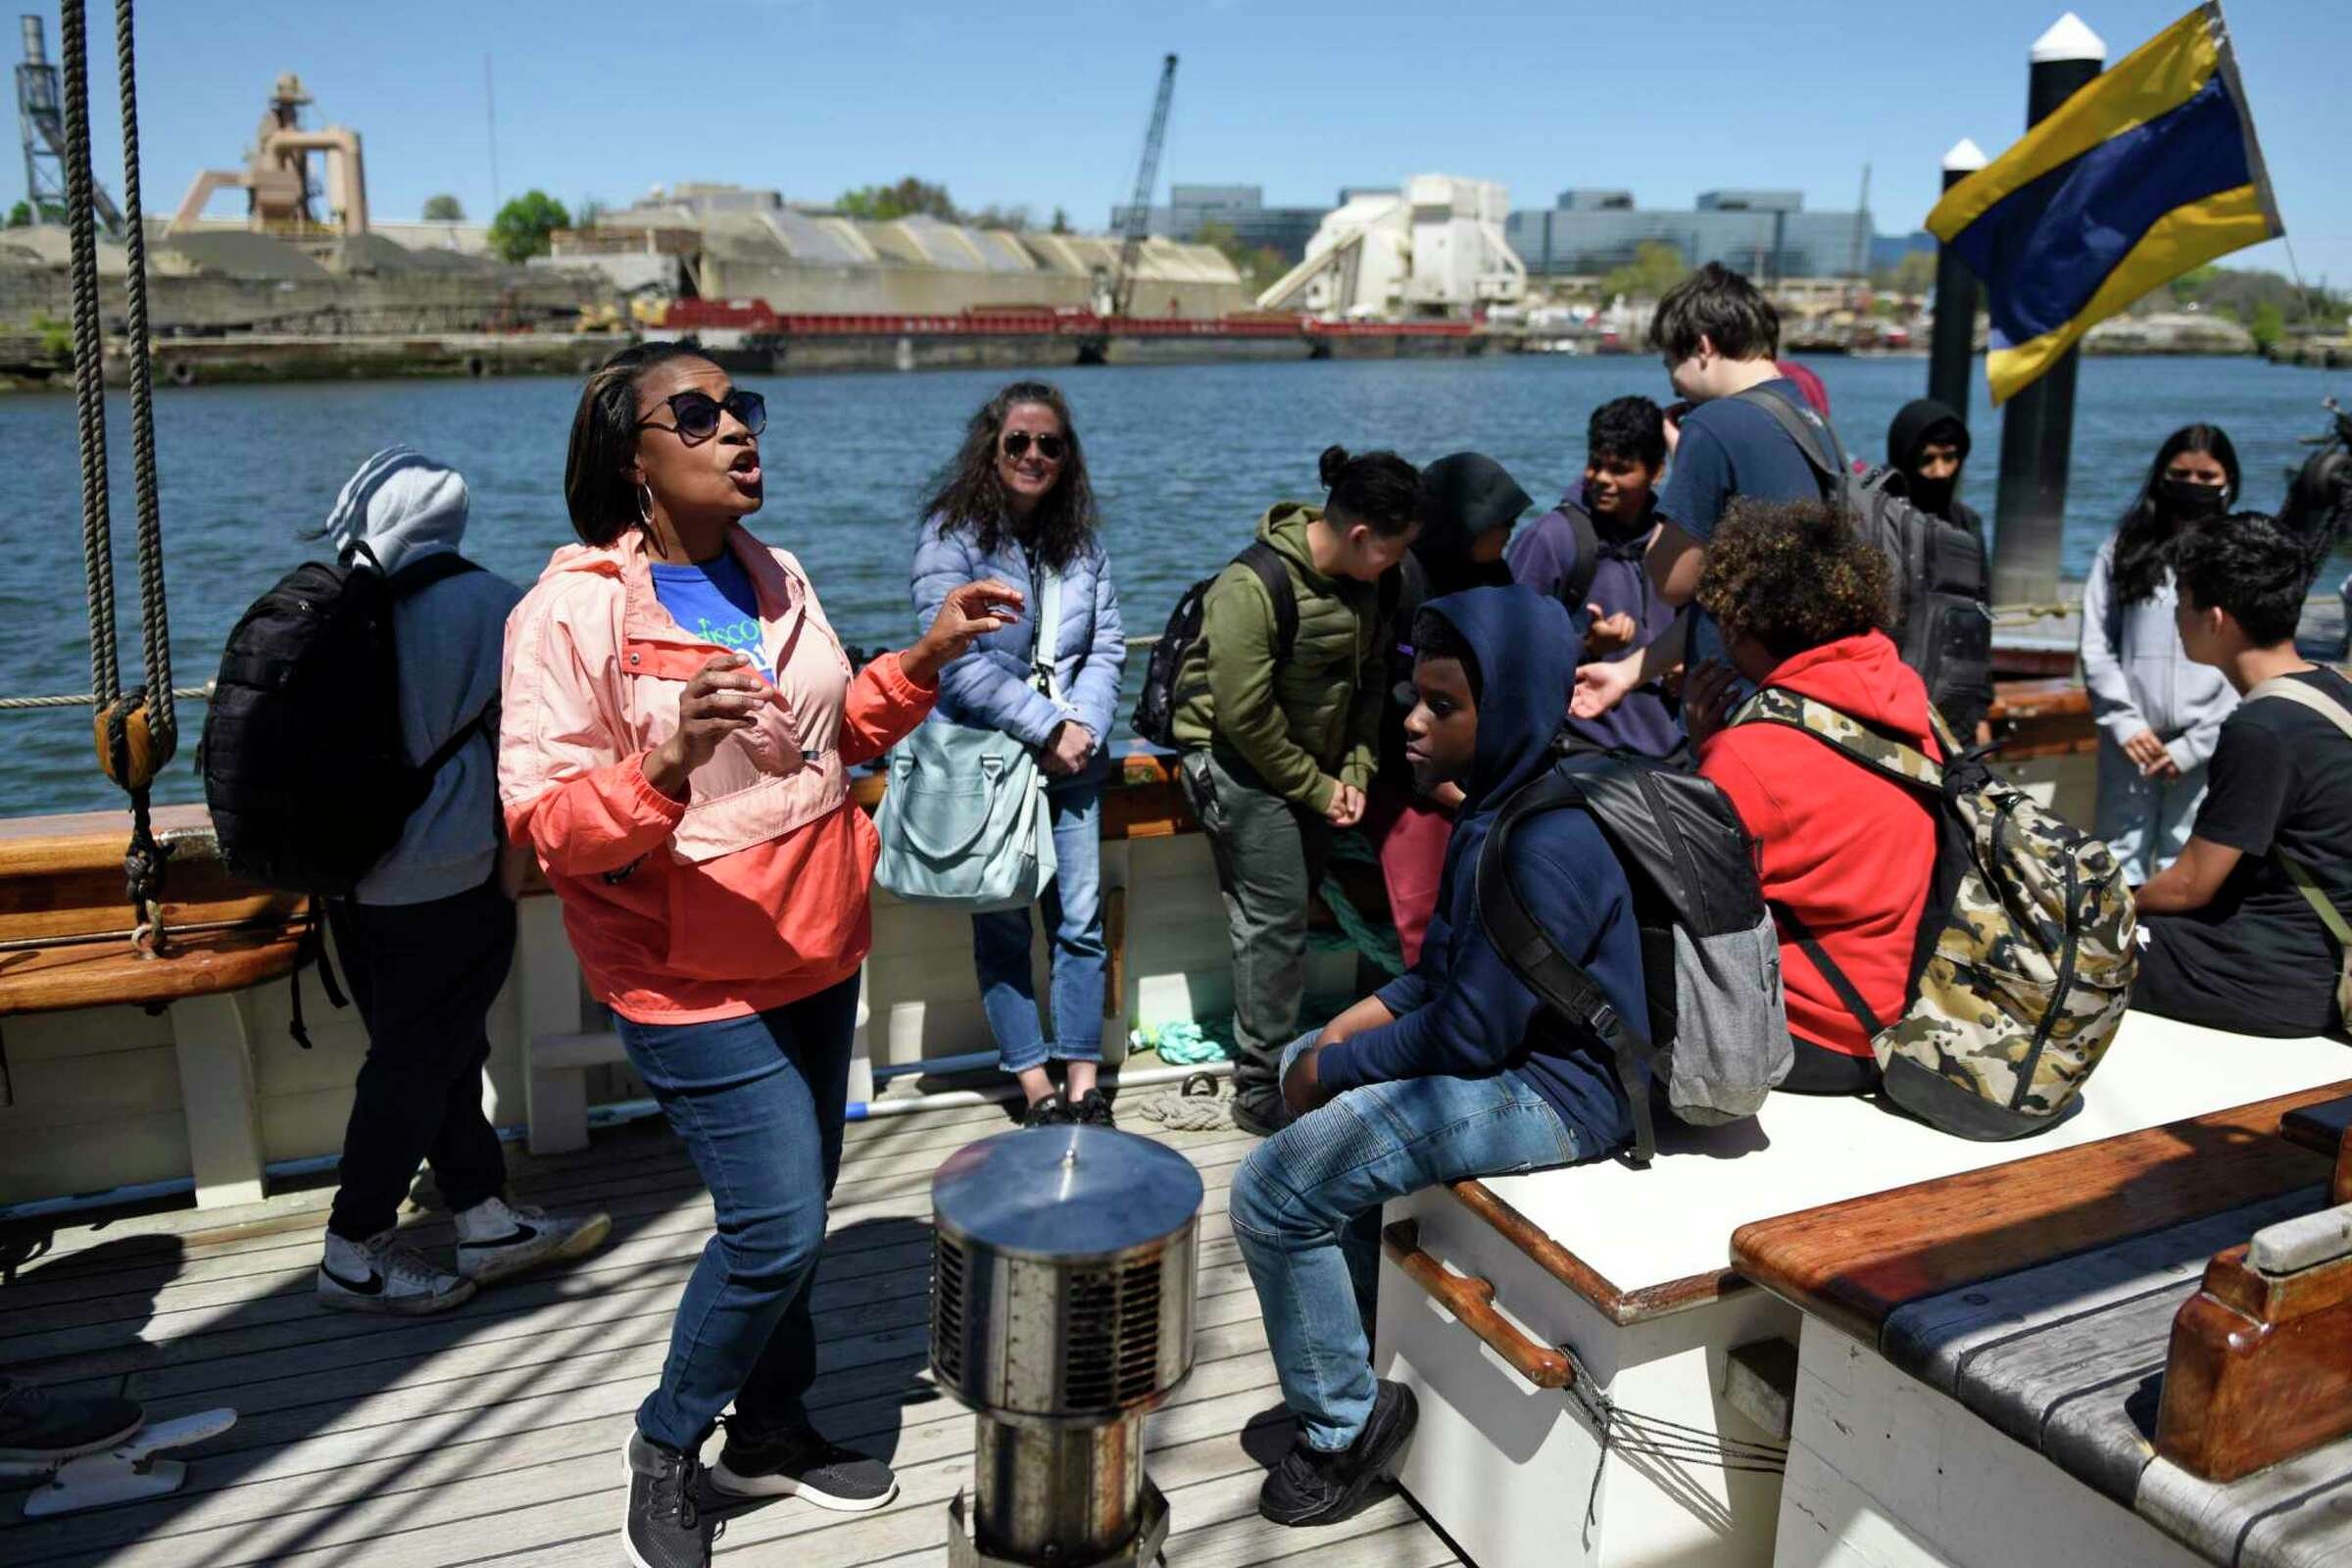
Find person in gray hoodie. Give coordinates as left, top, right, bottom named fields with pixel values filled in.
left=2081, top=425, right=2243, bottom=883
left=302, top=447, right=610, bottom=1316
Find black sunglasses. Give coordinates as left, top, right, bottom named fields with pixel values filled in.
left=639, top=388, right=766, bottom=446
left=1001, top=430, right=1066, bottom=462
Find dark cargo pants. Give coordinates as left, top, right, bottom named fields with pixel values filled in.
left=1180, top=750, right=1336, bottom=1125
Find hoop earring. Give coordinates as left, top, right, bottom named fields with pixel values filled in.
left=636, top=482, right=656, bottom=529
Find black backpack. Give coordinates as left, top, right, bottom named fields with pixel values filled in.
left=1131, top=541, right=1297, bottom=750
left=1733, top=386, right=1994, bottom=733
left=202, top=545, right=491, bottom=896
left=1477, top=746, right=1790, bottom=1163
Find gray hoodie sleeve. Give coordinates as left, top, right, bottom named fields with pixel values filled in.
left=2079, top=541, right=2148, bottom=749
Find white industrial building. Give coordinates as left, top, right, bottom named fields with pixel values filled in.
left=1255, top=175, right=1525, bottom=319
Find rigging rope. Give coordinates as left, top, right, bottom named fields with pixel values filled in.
left=56, top=0, right=175, bottom=956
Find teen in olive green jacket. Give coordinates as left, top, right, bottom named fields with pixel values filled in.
left=1174, top=448, right=1422, bottom=1134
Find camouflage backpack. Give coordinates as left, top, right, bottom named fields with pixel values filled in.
left=1733, top=688, right=2138, bottom=1141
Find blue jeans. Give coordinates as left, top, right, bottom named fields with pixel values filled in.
left=973, top=784, right=1106, bottom=1072
left=1228, top=1034, right=1585, bottom=1452
left=614, top=974, right=861, bottom=1450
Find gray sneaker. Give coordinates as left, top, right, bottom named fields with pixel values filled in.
left=0, top=1377, right=144, bottom=1464
left=317, top=1229, right=474, bottom=1316
left=453, top=1196, right=612, bottom=1286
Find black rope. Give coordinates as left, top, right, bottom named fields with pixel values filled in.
left=113, top=0, right=172, bottom=759
left=57, top=0, right=119, bottom=709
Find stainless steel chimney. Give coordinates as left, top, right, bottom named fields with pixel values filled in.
left=932, top=1126, right=1203, bottom=1568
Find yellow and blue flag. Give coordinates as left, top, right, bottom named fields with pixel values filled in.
left=1927, top=3, right=2280, bottom=404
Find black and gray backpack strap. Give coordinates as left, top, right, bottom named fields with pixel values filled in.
left=287, top=896, right=350, bottom=1050
left=1475, top=771, right=1666, bottom=1165
left=1767, top=898, right=1888, bottom=1046
left=1554, top=500, right=1605, bottom=613
left=1237, top=541, right=1298, bottom=662
left=1732, top=384, right=1851, bottom=496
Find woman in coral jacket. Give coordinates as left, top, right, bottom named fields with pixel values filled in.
left=501, top=342, right=1013, bottom=1568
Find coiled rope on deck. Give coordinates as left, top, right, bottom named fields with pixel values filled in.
left=57, top=0, right=176, bottom=956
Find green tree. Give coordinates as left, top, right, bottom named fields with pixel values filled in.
left=2248, top=299, right=2286, bottom=351
left=487, top=190, right=570, bottom=263
left=836, top=177, right=957, bottom=222
left=2169, top=264, right=2220, bottom=306
left=1600, top=239, right=1689, bottom=303
left=6, top=199, right=63, bottom=227
left=1051, top=206, right=1071, bottom=235
left=575, top=196, right=609, bottom=228
left=420, top=193, right=466, bottom=221
left=1886, top=249, right=1936, bottom=297
left=968, top=203, right=1030, bottom=232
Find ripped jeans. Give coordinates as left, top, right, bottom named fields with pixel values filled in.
left=1226, top=1033, right=1584, bottom=1451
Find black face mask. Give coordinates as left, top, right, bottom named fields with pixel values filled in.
left=2157, top=475, right=2229, bottom=521
left=1908, top=475, right=1958, bottom=517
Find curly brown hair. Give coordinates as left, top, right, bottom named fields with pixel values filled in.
left=1694, top=498, right=1889, bottom=662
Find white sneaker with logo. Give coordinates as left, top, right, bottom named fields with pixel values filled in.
left=316, top=1229, right=474, bottom=1316
left=453, top=1196, right=612, bottom=1286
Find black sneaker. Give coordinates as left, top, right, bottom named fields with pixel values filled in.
left=623, top=1431, right=713, bottom=1568
left=710, top=1419, right=900, bottom=1512
left=1071, top=1089, right=1116, bottom=1128
left=0, top=1377, right=144, bottom=1464
left=1230, top=1095, right=1284, bottom=1139
left=1257, top=1380, right=1419, bottom=1527
left=1021, top=1095, right=1075, bottom=1128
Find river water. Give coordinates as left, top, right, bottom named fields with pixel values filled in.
left=0, top=352, right=2342, bottom=818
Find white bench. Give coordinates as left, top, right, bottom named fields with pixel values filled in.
left=514, top=894, right=875, bottom=1155
left=1372, top=1014, right=2352, bottom=1568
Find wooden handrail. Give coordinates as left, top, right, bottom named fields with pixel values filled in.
left=1447, top=1179, right=1748, bottom=1325
left=1381, top=1218, right=1577, bottom=1389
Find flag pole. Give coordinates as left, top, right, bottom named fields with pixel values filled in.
left=1991, top=13, right=2107, bottom=608
left=1928, top=139, right=1987, bottom=421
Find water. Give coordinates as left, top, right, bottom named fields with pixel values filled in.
left=0, top=352, right=2341, bottom=819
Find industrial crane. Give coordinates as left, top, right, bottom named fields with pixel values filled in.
left=1109, top=53, right=1178, bottom=320
left=1079, top=53, right=1176, bottom=362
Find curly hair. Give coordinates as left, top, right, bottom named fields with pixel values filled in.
left=1695, top=498, right=1890, bottom=662
left=918, top=380, right=1100, bottom=571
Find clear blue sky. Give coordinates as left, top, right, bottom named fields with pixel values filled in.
left=39, top=0, right=2352, bottom=286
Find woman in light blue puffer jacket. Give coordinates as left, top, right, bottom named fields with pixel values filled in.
left=2080, top=424, right=2241, bottom=883
left=911, top=381, right=1125, bottom=1126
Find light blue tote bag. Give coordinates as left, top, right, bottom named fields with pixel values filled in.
left=873, top=565, right=1062, bottom=912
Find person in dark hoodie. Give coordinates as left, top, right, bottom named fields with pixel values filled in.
left=1886, top=398, right=1984, bottom=544
left=1365, top=452, right=1529, bottom=968
left=1683, top=499, right=1942, bottom=1095
left=304, top=448, right=611, bottom=1314
left=1228, top=585, right=1644, bottom=1527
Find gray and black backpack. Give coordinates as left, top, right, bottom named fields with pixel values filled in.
left=1477, top=746, right=1791, bottom=1164
left=1734, top=385, right=1994, bottom=735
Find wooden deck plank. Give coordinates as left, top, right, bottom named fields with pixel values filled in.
left=6, top=1106, right=1223, bottom=1300
left=1, top=1107, right=1404, bottom=1568
left=0, top=1139, right=1255, bottom=1365
left=10, top=1347, right=1289, bottom=1568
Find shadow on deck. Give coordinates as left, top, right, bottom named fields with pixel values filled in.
left=0, top=1099, right=1463, bottom=1568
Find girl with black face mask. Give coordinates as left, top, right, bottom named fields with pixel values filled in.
left=2080, top=424, right=2244, bottom=883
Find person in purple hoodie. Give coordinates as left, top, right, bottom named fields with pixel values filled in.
left=1507, top=396, right=1686, bottom=758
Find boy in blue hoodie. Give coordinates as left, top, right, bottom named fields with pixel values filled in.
left=1228, top=585, right=1645, bottom=1528
left=305, top=449, right=610, bottom=1316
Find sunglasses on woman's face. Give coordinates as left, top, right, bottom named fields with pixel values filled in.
left=639, top=389, right=767, bottom=446
left=1001, top=430, right=1066, bottom=463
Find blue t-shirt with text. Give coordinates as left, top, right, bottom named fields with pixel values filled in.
left=1656, top=377, right=1824, bottom=671
left=651, top=551, right=770, bottom=678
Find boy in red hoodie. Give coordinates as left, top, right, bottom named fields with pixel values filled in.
left=1681, top=500, right=1942, bottom=1093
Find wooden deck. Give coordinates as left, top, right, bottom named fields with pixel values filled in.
left=0, top=1098, right=1467, bottom=1568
